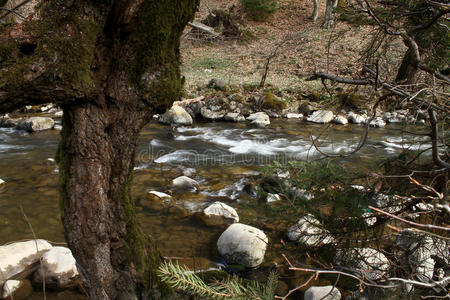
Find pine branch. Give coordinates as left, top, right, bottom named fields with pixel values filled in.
left=158, top=260, right=278, bottom=300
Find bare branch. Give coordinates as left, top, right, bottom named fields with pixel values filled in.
left=369, top=206, right=449, bottom=231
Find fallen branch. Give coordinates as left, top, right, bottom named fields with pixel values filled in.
left=369, top=206, right=449, bottom=231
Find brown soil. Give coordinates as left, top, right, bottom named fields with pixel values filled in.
left=181, top=0, right=405, bottom=96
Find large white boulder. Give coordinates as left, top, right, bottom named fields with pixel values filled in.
left=305, top=286, right=341, bottom=300
left=170, top=176, right=199, bottom=192
left=18, top=117, right=54, bottom=132
left=0, top=240, right=52, bottom=286
left=33, top=247, right=78, bottom=288
left=0, top=179, right=5, bottom=185
left=217, top=223, right=268, bottom=268
left=287, top=214, right=335, bottom=247
left=1, top=280, right=32, bottom=300
left=159, top=106, right=193, bottom=125
left=202, top=201, right=239, bottom=226
left=335, top=248, right=390, bottom=280
left=307, top=110, right=334, bottom=124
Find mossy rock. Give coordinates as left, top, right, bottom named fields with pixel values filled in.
left=261, top=91, right=286, bottom=111
left=338, top=92, right=363, bottom=109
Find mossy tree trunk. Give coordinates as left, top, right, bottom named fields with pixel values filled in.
left=0, top=0, right=198, bottom=298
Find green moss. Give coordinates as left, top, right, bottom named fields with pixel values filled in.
left=262, top=91, right=286, bottom=111
left=338, top=92, right=363, bottom=109
left=127, top=0, right=199, bottom=112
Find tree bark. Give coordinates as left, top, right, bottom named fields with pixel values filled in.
left=1, top=0, right=199, bottom=298
left=312, top=0, right=319, bottom=22
left=322, top=0, right=338, bottom=29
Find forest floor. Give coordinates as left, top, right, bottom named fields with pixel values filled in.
left=180, top=0, right=405, bottom=97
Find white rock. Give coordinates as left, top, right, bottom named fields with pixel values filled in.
left=307, top=110, right=334, bottom=124
left=3, top=0, right=40, bottom=24
left=0, top=240, right=52, bottom=286
left=287, top=214, right=335, bottom=247
left=40, top=104, right=53, bottom=112
left=284, top=113, right=303, bottom=119
left=159, top=106, right=193, bottom=125
left=247, top=112, right=271, bottom=127
left=0, top=179, right=4, bottom=185
left=1, top=280, right=32, bottom=300
left=266, top=193, right=281, bottom=203
left=217, top=223, right=268, bottom=267
left=224, top=112, right=245, bottom=122
left=362, top=212, right=377, bottom=226
left=347, top=112, right=366, bottom=124
left=203, top=201, right=239, bottom=224
left=305, top=286, right=341, bottom=300
left=395, top=229, right=448, bottom=283
left=18, top=117, right=55, bottom=132
left=170, top=176, right=199, bottom=192
left=200, top=107, right=226, bottom=121
left=369, top=117, right=386, bottom=128
left=147, top=191, right=172, bottom=199
left=335, top=248, right=390, bottom=280
left=34, top=247, right=78, bottom=287
left=246, top=112, right=269, bottom=121
left=333, top=115, right=348, bottom=125
left=290, top=188, right=314, bottom=200
left=54, top=111, right=63, bottom=118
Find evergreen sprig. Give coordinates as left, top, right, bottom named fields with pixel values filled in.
left=158, top=260, right=278, bottom=300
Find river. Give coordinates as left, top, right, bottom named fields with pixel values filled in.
left=0, top=118, right=429, bottom=298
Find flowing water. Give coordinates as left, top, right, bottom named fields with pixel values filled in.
left=0, top=119, right=431, bottom=298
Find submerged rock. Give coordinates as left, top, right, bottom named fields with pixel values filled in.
left=334, top=248, right=390, bottom=280
left=17, top=117, right=54, bottom=132
left=170, top=176, right=199, bottom=192
left=1, top=280, right=32, bottom=300
left=307, top=110, right=334, bottom=124
left=202, top=201, right=239, bottom=226
left=287, top=214, right=335, bottom=247
left=33, top=247, right=78, bottom=288
left=147, top=191, right=172, bottom=200
left=305, top=286, right=341, bottom=300
left=217, top=223, right=268, bottom=268
left=159, top=106, right=193, bottom=126
left=0, top=240, right=52, bottom=286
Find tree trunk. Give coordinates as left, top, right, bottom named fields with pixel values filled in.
left=395, top=49, right=419, bottom=84
left=1, top=0, right=199, bottom=298
left=312, top=0, right=319, bottom=22
left=322, top=0, right=338, bottom=29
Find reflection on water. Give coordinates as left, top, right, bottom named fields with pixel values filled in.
left=0, top=120, right=431, bottom=298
